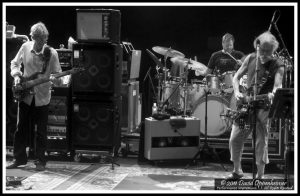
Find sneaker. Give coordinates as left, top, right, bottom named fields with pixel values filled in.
left=226, top=172, right=244, bottom=180
left=255, top=174, right=264, bottom=179
left=34, top=160, right=46, bottom=171
left=6, top=161, right=27, bottom=169
left=35, top=164, right=46, bottom=171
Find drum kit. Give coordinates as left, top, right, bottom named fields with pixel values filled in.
left=151, top=46, right=237, bottom=137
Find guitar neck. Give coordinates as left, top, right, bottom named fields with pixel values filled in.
left=244, top=94, right=269, bottom=103
left=22, top=70, right=74, bottom=89
left=22, top=77, right=49, bottom=89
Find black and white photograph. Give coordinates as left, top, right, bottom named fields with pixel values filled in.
left=3, top=2, right=297, bottom=193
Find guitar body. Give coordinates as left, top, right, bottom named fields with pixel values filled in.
left=227, top=87, right=270, bottom=130
left=12, top=72, right=42, bottom=101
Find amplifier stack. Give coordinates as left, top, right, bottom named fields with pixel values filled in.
left=70, top=9, right=123, bottom=163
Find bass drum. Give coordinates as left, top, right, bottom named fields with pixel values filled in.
left=192, top=95, right=233, bottom=137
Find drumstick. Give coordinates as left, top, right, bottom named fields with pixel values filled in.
left=225, top=51, right=239, bottom=63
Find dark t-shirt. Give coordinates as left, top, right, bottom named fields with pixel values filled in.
left=246, top=53, right=284, bottom=95
left=207, top=50, right=245, bottom=74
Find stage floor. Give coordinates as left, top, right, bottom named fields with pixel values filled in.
left=4, top=149, right=294, bottom=193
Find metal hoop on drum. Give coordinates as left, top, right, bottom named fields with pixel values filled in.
left=192, top=94, right=233, bottom=138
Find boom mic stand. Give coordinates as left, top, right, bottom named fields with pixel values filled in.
left=185, top=84, right=227, bottom=171
left=272, top=19, right=294, bottom=88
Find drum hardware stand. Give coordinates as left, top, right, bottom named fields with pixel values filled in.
left=161, top=68, right=190, bottom=115
left=143, top=65, right=157, bottom=102
left=161, top=79, right=184, bottom=114
left=182, top=60, right=191, bottom=116
left=156, top=52, right=171, bottom=112
left=185, top=87, right=227, bottom=171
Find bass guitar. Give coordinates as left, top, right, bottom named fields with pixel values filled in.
left=12, top=67, right=84, bottom=101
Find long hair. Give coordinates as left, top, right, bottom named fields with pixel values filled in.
left=253, top=31, right=279, bottom=52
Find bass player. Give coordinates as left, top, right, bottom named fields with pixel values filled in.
left=6, top=22, right=62, bottom=171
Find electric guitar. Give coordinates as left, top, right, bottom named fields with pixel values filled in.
left=12, top=67, right=84, bottom=101
left=224, top=89, right=271, bottom=129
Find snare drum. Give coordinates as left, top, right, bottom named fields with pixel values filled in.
left=162, top=81, right=181, bottom=109
left=206, top=74, right=220, bottom=94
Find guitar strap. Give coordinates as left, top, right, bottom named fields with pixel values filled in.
left=41, top=45, right=52, bottom=74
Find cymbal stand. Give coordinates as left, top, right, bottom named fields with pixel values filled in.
left=182, top=60, right=190, bottom=116
left=161, top=78, right=184, bottom=114
left=143, top=65, right=159, bottom=109
left=161, top=63, right=189, bottom=114
left=157, top=72, right=162, bottom=111
left=158, top=53, right=171, bottom=112
left=185, top=86, right=227, bottom=171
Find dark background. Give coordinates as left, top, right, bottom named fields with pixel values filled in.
left=6, top=5, right=294, bottom=75
left=5, top=5, right=295, bottom=116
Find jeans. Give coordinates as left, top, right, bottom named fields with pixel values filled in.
left=13, top=98, right=49, bottom=165
left=229, top=108, right=270, bottom=165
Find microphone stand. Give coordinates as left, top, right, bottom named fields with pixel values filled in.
left=252, top=44, right=260, bottom=179
left=185, top=80, right=227, bottom=171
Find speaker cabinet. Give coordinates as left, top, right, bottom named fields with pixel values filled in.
left=72, top=42, right=122, bottom=97
left=144, top=117, right=200, bottom=160
left=6, top=88, right=18, bottom=146
left=71, top=97, right=122, bottom=151
left=76, top=9, right=121, bottom=43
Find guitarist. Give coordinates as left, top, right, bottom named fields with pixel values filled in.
left=7, top=22, right=62, bottom=171
left=226, top=31, right=285, bottom=180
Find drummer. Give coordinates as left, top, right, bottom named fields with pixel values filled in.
left=204, top=33, right=245, bottom=76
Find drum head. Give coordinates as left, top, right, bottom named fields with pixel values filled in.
left=192, top=95, right=232, bottom=137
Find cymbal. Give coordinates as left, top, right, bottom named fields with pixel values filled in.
left=152, top=46, right=185, bottom=58
left=170, top=57, right=207, bottom=76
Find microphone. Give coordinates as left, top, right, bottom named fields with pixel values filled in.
left=268, top=10, right=279, bottom=32
left=256, top=39, right=260, bottom=50
left=146, top=49, right=164, bottom=68
left=13, top=34, right=29, bottom=42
